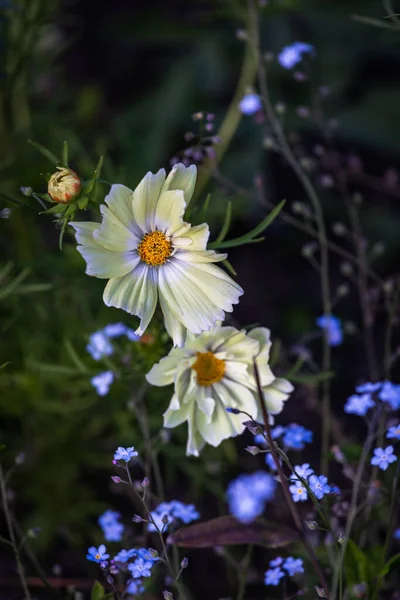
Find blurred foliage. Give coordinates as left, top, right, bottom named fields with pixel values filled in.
left=1, top=0, right=400, bottom=580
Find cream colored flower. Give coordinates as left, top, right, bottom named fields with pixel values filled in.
left=146, top=325, right=294, bottom=456
left=48, top=167, right=81, bottom=203
left=70, top=164, right=243, bottom=346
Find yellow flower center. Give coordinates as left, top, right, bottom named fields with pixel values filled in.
left=191, top=352, right=225, bottom=386
left=138, top=230, right=172, bottom=267
left=95, top=554, right=101, bottom=559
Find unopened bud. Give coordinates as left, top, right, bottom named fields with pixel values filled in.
left=315, top=586, right=327, bottom=598
left=352, top=583, right=367, bottom=598
left=245, top=445, right=261, bottom=455
left=27, top=527, right=41, bottom=538
left=149, top=548, right=159, bottom=559
left=48, top=167, right=81, bottom=203
left=163, top=591, right=174, bottom=600
left=242, top=420, right=261, bottom=435
left=141, top=477, right=150, bottom=488
left=20, top=186, right=33, bottom=197
left=181, top=557, right=188, bottom=569
left=192, top=112, right=204, bottom=121
left=0, top=208, right=11, bottom=219
left=132, top=514, right=143, bottom=523
left=304, top=520, right=318, bottom=530
left=226, top=407, right=240, bottom=414
left=333, top=222, right=346, bottom=236
left=337, top=283, right=349, bottom=297
left=111, top=476, right=122, bottom=484
left=338, top=532, right=347, bottom=545
left=162, top=513, right=170, bottom=525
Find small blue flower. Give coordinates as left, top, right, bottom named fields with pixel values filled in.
left=290, top=463, right=314, bottom=481
left=125, top=328, right=141, bottom=342
left=271, top=425, right=286, bottom=439
left=394, top=528, right=400, bottom=541
left=269, top=557, right=284, bottom=567
left=316, top=315, right=343, bottom=346
left=114, top=549, right=137, bottom=563
left=379, top=381, right=400, bottom=410
left=114, top=446, right=138, bottom=462
left=264, top=567, right=285, bottom=586
left=226, top=472, right=276, bottom=524
left=91, top=371, right=114, bottom=396
left=137, top=548, right=159, bottom=562
left=147, top=501, right=200, bottom=532
left=99, top=510, right=120, bottom=528
left=283, top=557, right=304, bottom=576
left=87, top=332, right=114, bottom=361
left=282, top=424, right=313, bottom=450
left=265, top=453, right=280, bottom=471
left=387, top=424, right=400, bottom=440
left=103, top=522, right=124, bottom=542
left=254, top=433, right=268, bottom=447
left=356, top=382, right=382, bottom=394
left=278, top=42, right=314, bottom=70
left=371, top=446, right=397, bottom=471
left=86, top=544, right=110, bottom=563
left=309, top=475, right=330, bottom=500
left=170, top=502, right=200, bottom=524
left=128, top=558, right=153, bottom=578
left=126, top=579, right=144, bottom=596
left=103, top=323, right=128, bottom=338
left=239, top=93, right=262, bottom=115
left=344, top=393, right=375, bottom=416
left=289, top=482, right=308, bottom=502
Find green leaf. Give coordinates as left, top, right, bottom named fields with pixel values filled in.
left=91, top=581, right=105, bottom=600
left=209, top=200, right=285, bottom=249
left=64, top=339, right=89, bottom=374
left=0, top=362, right=10, bottom=370
left=214, top=200, right=232, bottom=243
left=28, top=140, right=60, bottom=164
left=84, top=156, right=104, bottom=197
left=344, top=539, right=369, bottom=590
left=77, top=195, right=89, bottom=210
left=288, top=371, right=335, bottom=385
left=0, top=268, right=31, bottom=301
left=222, top=258, right=237, bottom=276
left=62, top=140, right=69, bottom=167
left=378, top=552, right=400, bottom=577
left=351, top=14, right=396, bottom=30
left=41, top=204, right=69, bottom=216
left=168, top=515, right=299, bottom=548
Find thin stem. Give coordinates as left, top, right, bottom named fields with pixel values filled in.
left=236, top=544, right=253, bottom=600
left=249, top=0, right=332, bottom=473
left=0, top=461, right=31, bottom=600
left=331, top=408, right=381, bottom=598
left=371, top=460, right=400, bottom=599
left=253, top=361, right=330, bottom=597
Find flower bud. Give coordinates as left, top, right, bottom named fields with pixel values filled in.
left=111, top=476, right=122, bottom=484
left=245, top=445, right=261, bottom=455
left=141, top=477, right=150, bottom=488
left=181, top=557, right=188, bottom=569
left=20, top=186, right=33, bottom=197
left=48, top=167, right=81, bottom=204
left=163, top=591, right=174, bottom=600
left=132, top=514, right=143, bottom=523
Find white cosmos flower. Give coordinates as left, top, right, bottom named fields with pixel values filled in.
left=146, top=325, right=294, bottom=456
left=69, top=164, right=243, bottom=347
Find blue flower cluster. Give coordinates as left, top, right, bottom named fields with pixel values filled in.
left=316, top=315, right=343, bottom=347
left=99, top=510, right=125, bottom=542
left=277, top=41, right=314, bottom=70
left=226, top=471, right=276, bottom=523
left=345, top=381, right=400, bottom=416
left=87, top=323, right=140, bottom=360
left=91, top=370, right=114, bottom=396
left=265, top=556, right=304, bottom=586
left=147, top=501, right=200, bottom=532
left=288, top=464, right=331, bottom=503
left=271, top=424, right=313, bottom=451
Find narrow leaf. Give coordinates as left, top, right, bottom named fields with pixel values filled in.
left=210, top=200, right=285, bottom=249
left=28, top=140, right=59, bottom=164
left=167, top=515, right=299, bottom=548
left=378, top=552, right=400, bottom=577
left=222, top=258, right=237, bottom=276
left=64, top=339, right=89, bottom=373
left=288, top=371, right=335, bottom=385
left=215, top=200, right=232, bottom=243
left=351, top=14, right=396, bottom=29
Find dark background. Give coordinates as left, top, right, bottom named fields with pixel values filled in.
left=1, top=0, right=400, bottom=597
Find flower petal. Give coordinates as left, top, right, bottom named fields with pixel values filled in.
left=173, top=223, right=209, bottom=250
left=103, top=264, right=158, bottom=334
left=104, top=184, right=139, bottom=233
left=132, top=169, right=166, bottom=233
left=162, top=163, right=197, bottom=205
left=173, top=249, right=227, bottom=263
left=158, top=261, right=225, bottom=334
left=93, top=205, right=140, bottom=251
left=163, top=394, right=191, bottom=428
left=146, top=349, right=186, bottom=386
left=158, top=288, right=187, bottom=347
left=263, top=377, right=294, bottom=415
left=69, top=221, right=100, bottom=247
left=153, top=190, right=186, bottom=236
left=78, top=245, right=140, bottom=279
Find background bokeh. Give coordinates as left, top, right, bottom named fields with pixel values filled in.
left=1, top=0, right=400, bottom=596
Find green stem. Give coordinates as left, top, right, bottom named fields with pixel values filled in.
left=192, top=40, right=257, bottom=204
left=247, top=0, right=332, bottom=476
left=236, top=544, right=253, bottom=600
left=0, top=461, right=31, bottom=600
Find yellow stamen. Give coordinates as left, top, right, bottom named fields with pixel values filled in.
left=138, top=231, right=172, bottom=267
left=95, top=554, right=101, bottom=559
left=191, top=351, right=225, bottom=386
